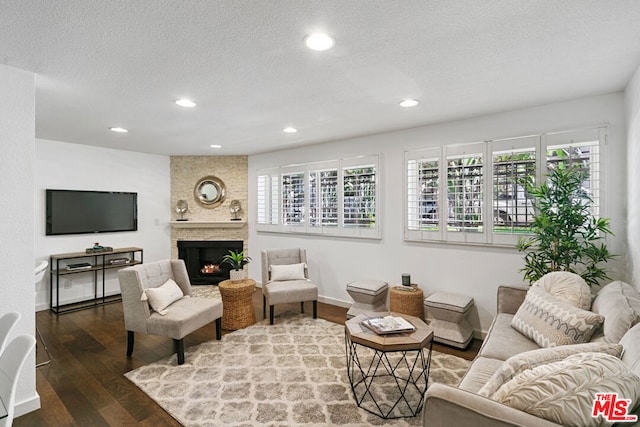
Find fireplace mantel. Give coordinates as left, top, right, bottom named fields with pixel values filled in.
left=170, top=221, right=246, bottom=229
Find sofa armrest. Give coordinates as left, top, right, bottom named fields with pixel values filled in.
left=497, top=285, right=529, bottom=315
left=423, top=383, right=560, bottom=427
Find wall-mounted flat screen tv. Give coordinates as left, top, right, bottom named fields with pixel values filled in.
left=46, top=189, right=138, bottom=235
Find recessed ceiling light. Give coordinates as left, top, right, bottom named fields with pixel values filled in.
left=210, top=144, right=222, bottom=149
left=109, top=127, right=128, bottom=133
left=283, top=127, right=298, bottom=133
left=304, top=33, right=335, bottom=51
left=399, top=99, right=419, bottom=108
left=175, top=99, right=197, bottom=108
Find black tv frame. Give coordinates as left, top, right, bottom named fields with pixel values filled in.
left=46, top=189, right=138, bottom=236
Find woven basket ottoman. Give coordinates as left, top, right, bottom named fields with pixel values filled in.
left=424, top=291, right=474, bottom=349
left=346, top=279, right=388, bottom=319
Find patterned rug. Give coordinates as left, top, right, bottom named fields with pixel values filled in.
left=126, top=311, right=471, bottom=426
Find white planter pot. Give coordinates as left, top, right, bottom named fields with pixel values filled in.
left=229, top=269, right=244, bottom=282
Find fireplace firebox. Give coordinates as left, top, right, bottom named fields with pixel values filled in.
left=177, top=240, right=244, bottom=285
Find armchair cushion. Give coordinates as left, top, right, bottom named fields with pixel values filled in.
left=144, top=279, right=184, bottom=315
left=264, top=280, right=318, bottom=306
left=147, top=296, right=223, bottom=339
left=269, top=263, right=306, bottom=281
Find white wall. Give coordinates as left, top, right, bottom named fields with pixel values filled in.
left=248, top=92, right=628, bottom=334
left=0, top=64, right=39, bottom=415
left=35, top=139, right=171, bottom=311
left=625, top=64, right=640, bottom=289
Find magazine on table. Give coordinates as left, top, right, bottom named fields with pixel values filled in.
left=361, top=315, right=416, bottom=335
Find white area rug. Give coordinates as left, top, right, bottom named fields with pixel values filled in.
left=125, top=312, right=470, bottom=426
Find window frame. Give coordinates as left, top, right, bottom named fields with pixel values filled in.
left=256, top=155, right=381, bottom=239
left=404, top=126, right=607, bottom=247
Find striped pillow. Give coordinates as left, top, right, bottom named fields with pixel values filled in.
left=511, top=286, right=604, bottom=348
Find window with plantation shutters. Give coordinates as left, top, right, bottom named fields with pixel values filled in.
left=405, top=147, right=442, bottom=240
left=309, top=168, right=338, bottom=228
left=404, top=126, right=606, bottom=246
left=445, top=143, right=485, bottom=243
left=281, top=172, right=305, bottom=225
left=343, top=165, right=376, bottom=228
left=256, top=155, right=380, bottom=238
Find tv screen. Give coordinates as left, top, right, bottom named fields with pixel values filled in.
left=46, top=189, right=138, bottom=235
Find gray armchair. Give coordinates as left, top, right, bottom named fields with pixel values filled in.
left=261, top=248, right=318, bottom=324
left=118, top=259, right=223, bottom=365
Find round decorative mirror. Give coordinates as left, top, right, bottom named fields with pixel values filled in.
left=194, top=175, right=226, bottom=208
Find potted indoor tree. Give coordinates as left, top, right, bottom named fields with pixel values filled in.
left=516, top=165, right=614, bottom=287
left=222, top=249, right=251, bottom=282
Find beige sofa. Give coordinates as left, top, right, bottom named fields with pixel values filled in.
left=423, top=279, right=640, bottom=427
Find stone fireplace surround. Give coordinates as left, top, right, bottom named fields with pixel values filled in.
left=170, top=155, right=249, bottom=279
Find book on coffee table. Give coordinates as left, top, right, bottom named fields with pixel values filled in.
left=361, top=315, right=416, bottom=335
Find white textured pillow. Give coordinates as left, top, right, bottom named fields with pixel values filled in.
left=492, top=352, right=640, bottom=427
left=144, top=279, right=184, bottom=315
left=533, top=271, right=592, bottom=310
left=270, top=263, right=306, bottom=281
left=478, top=342, right=623, bottom=398
left=511, top=286, right=604, bottom=347
left=591, top=281, right=640, bottom=343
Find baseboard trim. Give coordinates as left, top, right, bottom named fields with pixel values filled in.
left=14, top=391, right=40, bottom=418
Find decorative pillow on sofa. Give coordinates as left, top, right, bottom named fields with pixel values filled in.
left=532, top=271, right=592, bottom=310
left=269, top=263, right=306, bottom=281
left=478, top=342, right=623, bottom=398
left=511, top=286, right=604, bottom=347
left=143, top=279, right=184, bottom=315
left=491, top=352, right=640, bottom=427
left=591, top=281, right=640, bottom=343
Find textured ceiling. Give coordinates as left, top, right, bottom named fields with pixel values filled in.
left=2, top=0, right=640, bottom=156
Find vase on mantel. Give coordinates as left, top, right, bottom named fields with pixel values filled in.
left=229, top=269, right=244, bottom=282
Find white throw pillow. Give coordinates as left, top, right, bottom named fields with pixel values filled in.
left=492, top=352, right=640, bottom=427
left=511, top=286, right=604, bottom=347
left=269, top=263, right=306, bottom=281
left=478, top=342, right=623, bottom=398
left=144, top=279, right=184, bottom=315
left=591, top=281, right=640, bottom=343
left=532, top=271, right=592, bottom=310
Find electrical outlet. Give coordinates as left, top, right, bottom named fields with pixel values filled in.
left=63, top=279, right=72, bottom=289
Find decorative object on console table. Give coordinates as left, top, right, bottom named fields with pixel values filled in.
left=221, top=249, right=251, bottom=282
left=229, top=199, right=242, bottom=221
left=86, top=242, right=113, bottom=254
left=218, top=278, right=256, bottom=330
left=390, top=285, right=424, bottom=319
left=175, top=199, right=189, bottom=221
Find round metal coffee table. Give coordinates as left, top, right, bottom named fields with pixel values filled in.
left=344, top=313, right=433, bottom=419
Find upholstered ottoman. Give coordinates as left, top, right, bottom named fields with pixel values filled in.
left=424, top=291, right=474, bottom=349
left=346, top=279, right=389, bottom=318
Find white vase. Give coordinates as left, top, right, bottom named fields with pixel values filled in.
left=229, top=269, right=244, bottom=282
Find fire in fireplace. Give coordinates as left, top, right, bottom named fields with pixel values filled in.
left=177, top=240, right=243, bottom=285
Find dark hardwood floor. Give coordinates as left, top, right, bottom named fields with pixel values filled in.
left=17, top=290, right=480, bottom=426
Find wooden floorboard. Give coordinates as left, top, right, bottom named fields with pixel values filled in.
left=17, top=288, right=480, bottom=426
